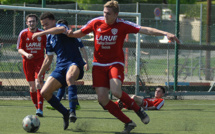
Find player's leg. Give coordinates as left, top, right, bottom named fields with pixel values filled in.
left=56, top=87, right=66, bottom=101
left=34, top=59, right=45, bottom=116
left=93, top=65, right=135, bottom=133
left=28, top=81, right=38, bottom=109
left=66, top=65, right=82, bottom=123
left=46, top=87, right=66, bottom=110
left=41, top=76, right=69, bottom=130
left=35, top=79, right=44, bottom=117
left=96, top=87, right=136, bottom=133
left=109, top=64, right=150, bottom=125
left=132, top=95, right=144, bottom=106
left=23, top=60, right=38, bottom=110
left=115, top=95, right=143, bottom=110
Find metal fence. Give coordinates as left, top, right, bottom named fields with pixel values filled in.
left=0, top=3, right=215, bottom=98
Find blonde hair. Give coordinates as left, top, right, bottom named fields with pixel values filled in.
left=104, top=0, right=119, bottom=13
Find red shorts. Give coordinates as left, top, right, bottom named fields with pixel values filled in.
left=23, top=59, right=44, bottom=82
left=92, top=64, right=124, bottom=88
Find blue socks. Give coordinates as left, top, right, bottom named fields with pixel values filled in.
left=68, top=85, right=77, bottom=113
left=48, top=95, right=68, bottom=115
left=56, top=87, right=66, bottom=101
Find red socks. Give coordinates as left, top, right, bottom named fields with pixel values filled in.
left=30, top=91, right=38, bottom=109
left=119, top=91, right=140, bottom=112
left=37, top=89, right=44, bottom=111
left=30, top=90, right=44, bottom=111
left=104, top=100, right=131, bottom=124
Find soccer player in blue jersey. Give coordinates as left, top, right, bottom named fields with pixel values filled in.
left=32, top=12, right=88, bottom=130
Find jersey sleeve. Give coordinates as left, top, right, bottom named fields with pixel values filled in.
left=17, top=32, right=25, bottom=50
left=154, top=99, right=164, bottom=110
left=81, top=19, right=94, bottom=34
left=123, top=20, right=141, bottom=34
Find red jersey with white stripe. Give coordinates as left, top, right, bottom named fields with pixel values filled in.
left=17, top=28, right=46, bottom=61
left=143, top=98, right=164, bottom=110
left=81, top=17, right=140, bottom=65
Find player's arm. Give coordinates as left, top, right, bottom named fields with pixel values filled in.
left=32, top=26, right=66, bottom=40
left=67, top=29, right=86, bottom=38
left=80, top=47, right=89, bottom=71
left=38, top=54, right=53, bottom=84
left=138, top=26, right=180, bottom=44
left=18, top=49, right=34, bottom=59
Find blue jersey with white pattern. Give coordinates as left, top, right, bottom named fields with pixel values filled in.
left=46, top=24, right=85, bottom=67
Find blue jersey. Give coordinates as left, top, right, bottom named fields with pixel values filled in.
left=46, top=24, right=85, bottom=67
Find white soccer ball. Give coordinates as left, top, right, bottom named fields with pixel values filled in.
left=22, top=115, right=40, bottom=133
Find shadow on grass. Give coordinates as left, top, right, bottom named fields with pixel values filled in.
left=66, top=129, right=163, bottom=134
left=44, top=115, right=116, bottom=120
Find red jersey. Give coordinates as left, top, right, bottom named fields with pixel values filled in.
left=17, top=28, right=46, bottom=61
left=81, top=17, right=140, bottom=65
left=143, top=98, right=164, bottom=110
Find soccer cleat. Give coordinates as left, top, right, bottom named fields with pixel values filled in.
left=36, top=109, right=43, bottom=117
left=75, top=104, right=81, bottom=110
left=63, top=111, right=70, bottom=130
left=121, top=121, right=136, bottom=134
left=69, top=112, right=77, bottom=123
left=136, top=107, right=150, bottom=124
left=46, top=105, right=56, bottom=110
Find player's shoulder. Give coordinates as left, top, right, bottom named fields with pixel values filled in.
left=116, top=18, right=140, bottom=28
left=19, top=28, right=28, bottom=36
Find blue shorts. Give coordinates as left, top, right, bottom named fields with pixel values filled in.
left=50, top=63, right=84, bottom=87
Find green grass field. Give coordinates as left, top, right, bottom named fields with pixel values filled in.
left=0, top=99, right=215, bottom=134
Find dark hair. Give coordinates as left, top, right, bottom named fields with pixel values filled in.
left=157, top=86, right=165, bottom=94
left=57, top=19, right=68, bottom=26
left=40, top=12, right=55, bottom=20
left=26, top=14, right=39, bottom=22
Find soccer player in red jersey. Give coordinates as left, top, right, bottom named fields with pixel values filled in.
left=17, top=14, right=46, bottom=117
left=67, top=0, right=180, bottom=133
left=116, top=86, right=165, bottom=110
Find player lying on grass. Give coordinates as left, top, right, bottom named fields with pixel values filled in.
left=115, top=86, right=165, bottom=110
left=32, top=13, right=88, bottom=130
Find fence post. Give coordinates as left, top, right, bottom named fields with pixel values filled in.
left=174, top=0, right=180, bottom=96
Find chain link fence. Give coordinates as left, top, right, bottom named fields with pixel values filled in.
left=0, top=3, right=215, bottom=98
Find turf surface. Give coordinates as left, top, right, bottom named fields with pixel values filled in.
left=0, top=99, right=215, bottom=134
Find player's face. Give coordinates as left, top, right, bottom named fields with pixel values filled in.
left=103, top=7, right=118, bottom=25
left=26, top=17, right=38, bottom=31
left=40, top=18, right=56, bottom=30
left=154, top=88, right=164, bottom=98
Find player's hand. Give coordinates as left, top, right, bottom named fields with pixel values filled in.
left=26, top=53, right=34, bottom=59
left=67, top=29, right=74, bottom=37
left=37, top=74, right=44, bottom=86
left=84, top=63, right=89, bottom=71
left=32, top=33, right=41, bottom=40
left=166, top=33, right=180, bottom=44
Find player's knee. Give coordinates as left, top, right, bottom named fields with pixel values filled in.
left=66, top=75, right=76, bottom=84
left=29, top=86, right=36, bottom=92
left=111, top=90, right=121, bottom=99
left=97, top=95, right=109, bottom=105
left=40, top=89, right=50, bottom=99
